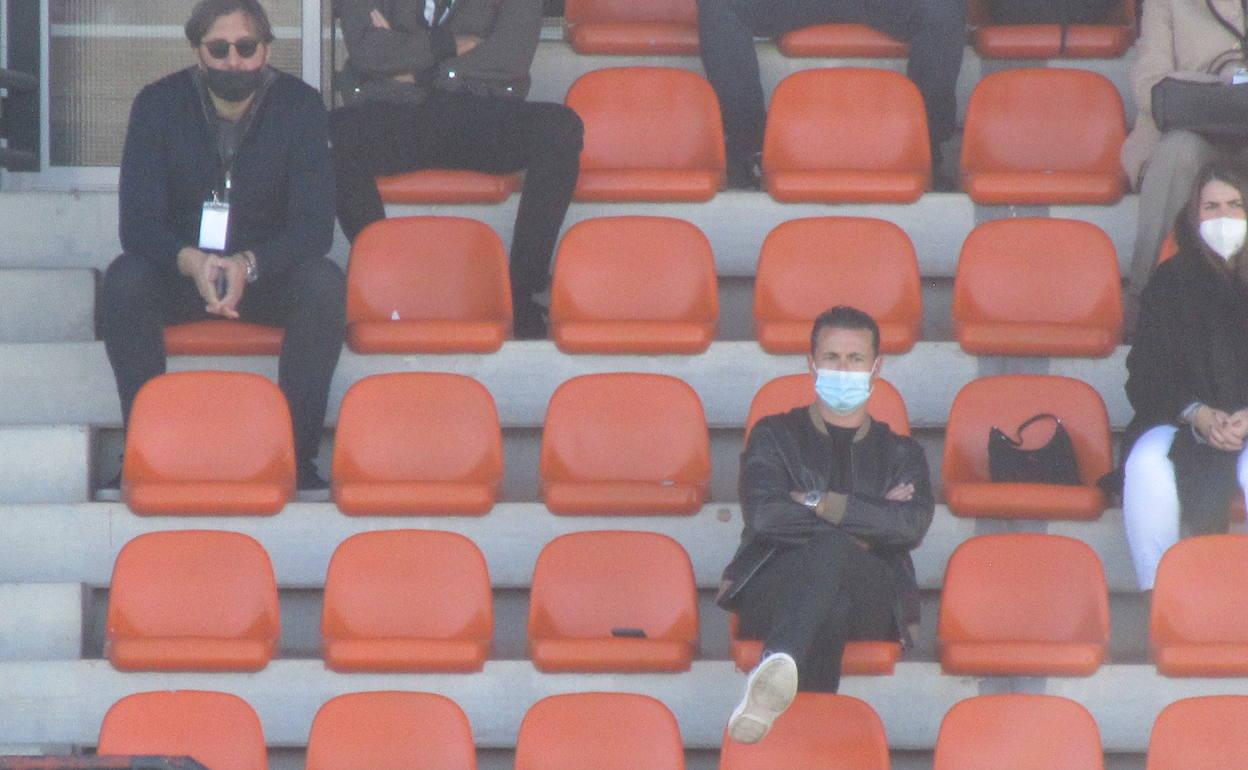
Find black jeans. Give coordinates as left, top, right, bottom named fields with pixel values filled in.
left=329, top=91, right=584, bottom=302
left=696, top=0, right=965, bottom=162
left=97, top=253, right=346, bottom=468
left=736, top=527, right=900, bottom=692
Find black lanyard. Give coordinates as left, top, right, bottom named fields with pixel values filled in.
left=1207, top=0, right=1248, bottom=50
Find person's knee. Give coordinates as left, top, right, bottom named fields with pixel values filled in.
left=99, top=254, right=159, bottom=323
left=1150, top=130, right=1216, bottom=169
left=1124, top=427, right=1178, bottom=493
left=912, top=0, right=966, bottom=32
left=538, top=103, right=584, bottom=154
left=696, top=0, right=754, bottom=27
left=289, top=258, right=346, bottom=326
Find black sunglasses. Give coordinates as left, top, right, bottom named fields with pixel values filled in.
left=203, top=38, right=261, bottom=60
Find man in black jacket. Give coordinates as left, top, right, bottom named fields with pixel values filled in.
left=721, top=306, right=934, bottom=744
left=97, top=0, right=345, bottom=490
left=329, top=0, right=584, bottom=338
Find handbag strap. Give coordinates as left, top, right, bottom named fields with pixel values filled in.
left=994, top=413, right=1063, bottom=448
left=1207, top=0, right=1248, bottom=54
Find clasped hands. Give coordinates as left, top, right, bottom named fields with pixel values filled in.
left=369, top=8, right=481, bottom=66
left=1192, top=405, right=1248, bottom=452
left=177, top=246, right=249, bottom=319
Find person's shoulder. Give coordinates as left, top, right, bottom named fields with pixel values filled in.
left=132, top=68, right=195, bottom=108
left=750, top=406, right=811, bottom=442
left=266, top=69, right=327, bottom=111
left=868, top=418, right=924, bottom=455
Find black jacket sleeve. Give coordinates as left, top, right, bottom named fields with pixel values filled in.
left=118, top=85, right=184, bottom=275
left=839, top=438, right=935, bottom=550
left=738, top=422, right=825, bottom=546
left=1125, top=263, right=1190, bottom=425
left=339, top=0, right=455, bottom=78
left=437, top=0, right=540, bottom=95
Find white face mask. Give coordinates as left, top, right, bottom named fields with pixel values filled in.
left=1199, top=216, right=1248, bottom=260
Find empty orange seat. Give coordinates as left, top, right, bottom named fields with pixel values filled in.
left=567, top=67, right=725, bottom=201
left=942, top=374, right=1111, bottom=519
left=307, top=692, right=477, bottom=770
left=720, top=693, right=889, bottom=769
left=322, top=530, right=492, bottom=672
left=754, top=217, right=922, bottom=353
left=745, top=374, right=911, bottom=438
left=729, top=613, right=901, bottom=675
left=1157, top=230, right=1179, bottom=265
left=123, top=371, right=295, bottom=515
left=347, top=217, right=512, bottom=353
left=164, top=321, right=283, bottom=355
left=540, top=373, right=710, bottom=514
left=515, top=693, right=684, bottom=770
left=99, top=691, right=267, bottom=770
left=376, top=169, right=520, bottom=204
left=763, top=69, right=930, bottom=203
left=939, top=533, right=1109, bottom=676
left=969, top=0, right=1135, bottom=59
left=953, top=218, right=1122, bottom=356
left=778, top=25, right=908, bottom=57
left=933, top=694, right=1103, bottom=770
left=106, top=530, right=279, bottom=672
left=1151, top=535, right=1248, bottom=676
left=550, top=216, right=718, bottom=353
left=564, top=0, right=698, bottom=54
left=528, top=531, right=697, bottom=672
left=332, top=373, right=503, bottom=515
left=961, top=69, right=1126, bottom=204
left=1147, top=696, right=1248, bottom=769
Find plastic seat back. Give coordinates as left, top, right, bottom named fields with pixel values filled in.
left=106, top=530, right=280, bottom=672
left=540, top=373, right=711, bottom=514
left=528, top=531, right=698, bottom=672
left=99, top=691, right=267, bottom=770
left=515, top=693, right=685, bottom=770
left=933, top=694, right=1103, bottom=770
left=347, top=217, right=512, bottom=353
left=306, top=691, right=477, bottom=770
left=163, top=321, right=283, bottom=356
left=745, top=374, right=911, bottom=440
left=778, top=25, right=908, bottom=57
left=953, top=218, right=1122, bottom=356
left=1151, top=535, right=1248, bottom=676
left=322, top=530, right=493, bottom=672
left=938, top=533, right=1110, bottom=676
left=376, top=169, right=519, bottom=204
left=720, top=693, right=889, bottom=769
left=728, top=611, right=902, bottom=675
left=550, top=216, right=718, bottom=353
left=754, top=217, right=922, bottom=353
left=564, top=0, right=698, bottom=54
left=969, top=0, right=1135, bottom=58
left=942, top=374, right=1111, bottom=519
left=123, top=371, right=295, bottom=515
left=961, top=69, right=1126, bottom=204
left=1147, top=696, right=1248, bottom=770
left=332, top=373, right=503, bottom=515
left=567, top=67, right=725, bottom=202
left=763, top=68, right=930, bottom=203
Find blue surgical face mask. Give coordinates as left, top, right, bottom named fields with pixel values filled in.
left=814, top=368, right=874, bottom=414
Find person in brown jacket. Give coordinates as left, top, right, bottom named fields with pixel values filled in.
left=329, top=0, right=583, bottom=338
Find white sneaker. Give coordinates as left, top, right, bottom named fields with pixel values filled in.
left=727, top=651, right=798, bottom=744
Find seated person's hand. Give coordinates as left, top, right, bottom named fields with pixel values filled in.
left=178, top=246, right=223, bottom=308
left=1228, top=408, right=1248, bottom=439
left=455, top=35, right=481, bottom=55
left=369, top=9, right=391, bottom=29
left=205, top=254, right=249, bottom=319
left=1194, top=405, right=1245, bottom=452
left=885, top=482, right=915, bottom=502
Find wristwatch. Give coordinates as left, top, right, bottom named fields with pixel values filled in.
left=240, top=251, right=259, bottom=284
left=801, top=490, right=822, bottom=510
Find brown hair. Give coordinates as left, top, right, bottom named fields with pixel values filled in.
left=185, top=0, right=275, bottom=47
left=809, top=305, right=880, bottom=358
left=1176, top=161, right=1248, bottom=286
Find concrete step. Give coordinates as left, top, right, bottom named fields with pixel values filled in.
left=0, top=426, right=91, bottom=503
left=0, top=270, right=95, bottom=343
left=0, top=584, right=83, bottom=661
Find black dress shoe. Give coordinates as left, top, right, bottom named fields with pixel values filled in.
left=297, top=463, right=329, bottom=491
left=513, top=300, right=548, bottom=340
left=727, top=151, right=762, bottom=191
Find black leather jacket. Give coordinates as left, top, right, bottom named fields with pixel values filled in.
left=719, top=405, right=935, bottom=635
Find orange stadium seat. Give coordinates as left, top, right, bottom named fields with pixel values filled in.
left=540, top=373, right=711, bottom=514
left=163, top=321, right=283, bottom=355
left=122, top=371, right=295, bottom=515
left=332, top=373, right=503, bottom=515
left=564, top=0, right=698, bottom=54
left=306, top=692, right=477, bottom=770
left=729, top=613, right=902, bottom=675
left=346, top=217, right=512, bottom=353
left=961, top=69, right=1126, bottom=204
left=939, top=533, right=1109, bottom=676
left=942, top=375, right=1111, bottom=519
left=1151, top=535, right=1248, bottom=676
left=376, top=169, right=520, bottom=204
left=953, top=218, right=1122, bottom=356
left=528, top=531, right=697, bottom=672
left=514, top=693, right=685, bottom=770
left=933, top=694, right=1104, bottom=770
left=753, top=217, right=922, bottom=353
left=1147, top=696, right=1248, bottom=770
left=1157, top=230, right=1179, bottom=264
left=550, top=216, right=718, bottom=353
left=566, top=67, right=725, bottom=201
left=763, top=69, right=930, bottom=203
left=322, top=530, right=492, bottom=673
left=969, top=0, right=1135, bottom=59
left=778, top=25, right=908, bottom=57
left=745, top=374, right=911, bottom=438
left=99, top=691, right=267, bottom=770
left=720, top=693, right=889, bottom=769
left=106, top=530, right=279, bottom=672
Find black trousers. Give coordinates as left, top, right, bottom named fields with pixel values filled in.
left=97, top=253, right=346, bottom=468
left=329, top=91, right=584, bottom=301
left=696, top=0, right=966, bottom=162
left=736, top=527, right=900, bottom=692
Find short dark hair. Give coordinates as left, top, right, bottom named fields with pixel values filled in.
left=185, top=0, right=275, bottom=47
left=809, top=305, right=880, bottom=357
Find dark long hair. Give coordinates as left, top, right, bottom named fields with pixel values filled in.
left=1174, top=160, right=1248, bottom=286
left=185, top=0, right=275, bottom=47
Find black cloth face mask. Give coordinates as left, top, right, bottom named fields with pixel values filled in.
left=203, top=67, right=263, bottom=102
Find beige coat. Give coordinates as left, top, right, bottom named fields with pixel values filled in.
left=1122, top=0, right=1246, bottom=187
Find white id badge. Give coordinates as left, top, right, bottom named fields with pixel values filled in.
left=198, top=201, right=230, bottom=251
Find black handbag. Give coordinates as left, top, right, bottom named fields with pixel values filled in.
left=1151, top=77, right=1248, bottom=140
left=988, top=413, right=1081, bottom=485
